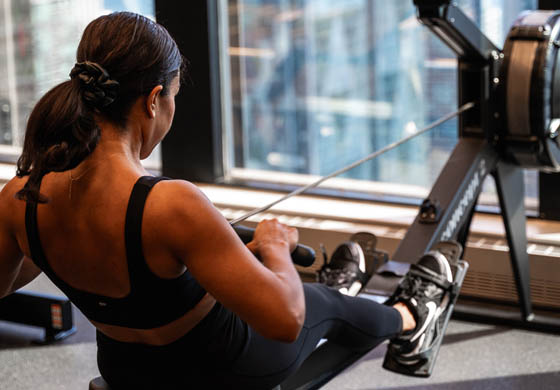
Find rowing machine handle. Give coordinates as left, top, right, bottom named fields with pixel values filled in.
left=232, top=225, right=315, bottom=267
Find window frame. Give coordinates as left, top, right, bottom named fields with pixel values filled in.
left=156, top=0, right=224, bottom=183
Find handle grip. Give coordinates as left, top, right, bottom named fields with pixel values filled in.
left=232, top=225, right=315, bottom=267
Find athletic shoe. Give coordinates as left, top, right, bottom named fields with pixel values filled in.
left=317, top=241, right=367, bottom=296
left=385, top=249, right=454, bottom=363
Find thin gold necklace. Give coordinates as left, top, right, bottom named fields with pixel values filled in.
left=68, top=162, right=100, bottom=199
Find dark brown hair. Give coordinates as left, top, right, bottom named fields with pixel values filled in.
left=16, top=12, right=182, bottom=202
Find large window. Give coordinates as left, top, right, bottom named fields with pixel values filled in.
left=0, top=0, right=157, bottom=165
left=219, top=0, right=538, bottom=206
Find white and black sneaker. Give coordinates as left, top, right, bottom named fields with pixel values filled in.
left=385, top=249, right=454, bottom=364
left=317, top=241, right=367, bottom=296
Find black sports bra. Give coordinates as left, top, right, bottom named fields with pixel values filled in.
left=25, top=175, right=207, bottom=329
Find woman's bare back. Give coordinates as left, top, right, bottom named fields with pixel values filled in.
left=3, top=164, right=218, bottom=345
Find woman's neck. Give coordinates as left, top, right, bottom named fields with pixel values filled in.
left=72, top=121, right=147, bottom=178
left=97, top=119, right=145, bottom=162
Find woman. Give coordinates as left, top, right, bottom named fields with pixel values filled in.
left=0, top=12, right=450, bottom=389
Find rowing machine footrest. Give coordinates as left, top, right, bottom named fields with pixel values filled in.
left=382, top=259, right=469, bottom=377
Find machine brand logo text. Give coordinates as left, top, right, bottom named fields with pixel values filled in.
left=440, top=160, right=487, bottom=241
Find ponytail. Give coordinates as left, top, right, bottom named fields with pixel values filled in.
left=15, top=79, right=101, bottom=203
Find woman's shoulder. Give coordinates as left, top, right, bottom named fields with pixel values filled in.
left=0, top=176, right=28, bottom=228
left=144, top=178, right=215, bottom=221
left=153, top=178, right=209, bottom=204
left=0, top=176, right=27, bottom=203
left=142, top=178, right=227, bottom=254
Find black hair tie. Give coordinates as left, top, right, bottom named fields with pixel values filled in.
left=70, top=61, right=119, bottom=108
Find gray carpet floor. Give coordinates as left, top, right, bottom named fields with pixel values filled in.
left=324, top=320, right=560, bottom=390
left=1, top=275, right=560, bottom=389
left=1, top=319, right=559, bottom=389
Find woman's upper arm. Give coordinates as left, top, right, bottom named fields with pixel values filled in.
left=0, top=181, right=26, bottom=297
left=153, top=180, right=304, bottom=340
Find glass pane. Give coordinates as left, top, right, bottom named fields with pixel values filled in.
left=456, top=0, right=538, bottom=49
left=222, top=0, right=538, bottom=205
left=0, top=0, right=157, bottom=166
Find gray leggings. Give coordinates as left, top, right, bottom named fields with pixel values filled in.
left=97, top=283, right=402, bottom=389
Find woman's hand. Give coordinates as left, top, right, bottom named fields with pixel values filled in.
left=246, top=219, right=299, bottom=259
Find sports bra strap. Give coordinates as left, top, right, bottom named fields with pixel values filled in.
left=124, top=176, right=170, bottom=292
left=25, top=178, right=48, bottom=271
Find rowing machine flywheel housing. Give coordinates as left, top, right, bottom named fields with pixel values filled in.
left=499, top=10, right=560, bottom=171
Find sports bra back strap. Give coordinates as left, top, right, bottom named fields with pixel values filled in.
left=124, top=176, right=170, bottom=291
left=25, top=200, right=48, bottom=269
left=24, top=177, right=49, bottom=271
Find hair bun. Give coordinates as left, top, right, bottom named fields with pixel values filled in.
left=70, top=61, right=119, bottom=108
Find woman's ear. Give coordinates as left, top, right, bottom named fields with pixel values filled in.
left=146, top=85, right=164, bottom=119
